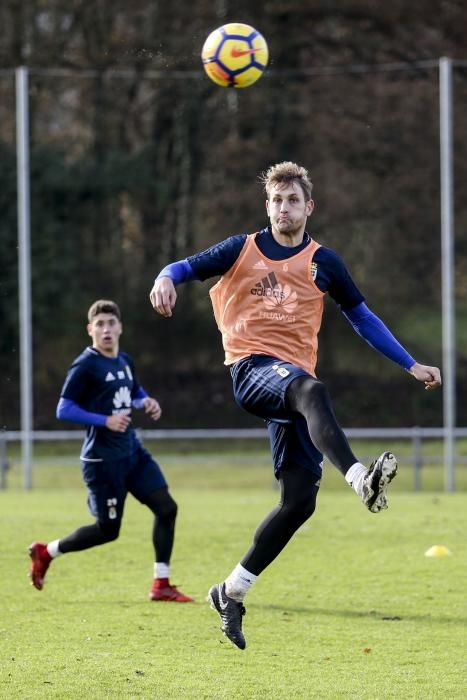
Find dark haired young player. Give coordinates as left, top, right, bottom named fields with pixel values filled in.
left=29, top=299, right=193, bottom=603
left=149, top=161, right=441, bottom=648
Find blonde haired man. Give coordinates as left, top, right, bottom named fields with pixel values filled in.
left=150, top=162, right=441, bottom=648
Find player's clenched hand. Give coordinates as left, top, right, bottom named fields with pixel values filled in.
left=409, top=363, right=442, bottom=390
left=143, top=397, right=162, bottom=422
left=106, top=413, right=131, bottom=432
left=149, top=277, right=177, bottom=318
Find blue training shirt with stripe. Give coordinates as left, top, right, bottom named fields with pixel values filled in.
left=57, top=347, right=147, bottom=461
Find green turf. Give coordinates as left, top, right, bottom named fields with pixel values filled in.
left=1, top=457, right=466, bottom=699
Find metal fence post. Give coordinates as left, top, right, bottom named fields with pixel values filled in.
left=439, top=56, right=456, bottom=492
left=0, top=434, right=9, bottom=489
left=16, top=66, right=34, bottom=490
left=412, top=426, right=423, bottom=492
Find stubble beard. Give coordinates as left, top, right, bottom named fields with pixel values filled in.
left=274, top=217, right=304, bottom=239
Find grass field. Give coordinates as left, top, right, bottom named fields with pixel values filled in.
left=1, top=448, right=466, bottom=699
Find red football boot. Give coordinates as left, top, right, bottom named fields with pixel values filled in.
left=28, top=542, right=52, bottom=590
left=149, top=578, right=194, bottom=602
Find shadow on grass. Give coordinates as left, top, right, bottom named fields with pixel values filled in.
left=251, top=603, right=467, bottom=626
left=55, top=597, right=467, bottom=627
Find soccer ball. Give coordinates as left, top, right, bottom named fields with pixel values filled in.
left=201, top=23, right=269, bottom=88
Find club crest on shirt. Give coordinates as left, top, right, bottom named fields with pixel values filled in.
left=272, top=363, right=290, bottom=378
left=310, top=260, right=318, bottom=281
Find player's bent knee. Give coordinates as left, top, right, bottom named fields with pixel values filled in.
left=297, top=502, right=316, bottom=523
left=302, top=377, right=328, bottom=404
left=284, top=494, right=317, bottom=525
left=287, top=376, right=329, bottom=412
left=145, top=489, right=178, bottom=521
left=158, top=499, right=178, bottom=520
left=98, top=520, right=121, bottom=542
left=158, top=499, right=178, bottom=522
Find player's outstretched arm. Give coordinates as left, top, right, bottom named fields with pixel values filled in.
left=342, top=303, right=442, bottom=391
left=150, top=259, right=197, bottom=316
left=409, top=363, right=442, bottom=390
left=150, top=277, right=177, bottom=318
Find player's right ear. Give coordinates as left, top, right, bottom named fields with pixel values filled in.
left=87, top=323, right=93, bottom=337
left=306, top=199, right=315, bottom=216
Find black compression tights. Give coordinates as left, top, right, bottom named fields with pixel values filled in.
left=286, top=375, right=358, bottom=476
left=241, top=462, right=320, bottom=576
left=58, top=487, right=178, bottom=564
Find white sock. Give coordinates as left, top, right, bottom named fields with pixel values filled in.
left=46, top=540, right=62, bottom=558
left=225, top=563, right=257, bottom=602
left=154, top=562, right=170, bottom=579
left=345, top=462, right=367, bottom=497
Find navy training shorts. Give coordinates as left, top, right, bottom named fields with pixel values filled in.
left=81, top=443, right=167, bottom=524
left=231, top=354, right=323, bottom=480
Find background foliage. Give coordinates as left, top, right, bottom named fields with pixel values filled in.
left=1, top=0, right=466, bottom=429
